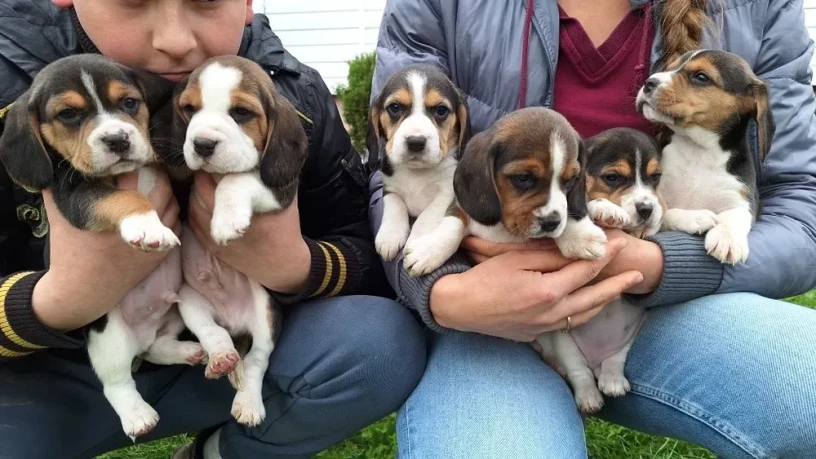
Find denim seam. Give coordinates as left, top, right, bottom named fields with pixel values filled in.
left=402, top=397, right=415, bottom=459
left=630, top=383, right=772, bottom=459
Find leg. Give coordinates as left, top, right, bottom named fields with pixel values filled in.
left=405, top=191, right=454, bottom=243
left=705, top=207, right=753, bottom=264
left=538, top=330, right=605, bottom=414
left=142, top=306, right=207, bottom=367
left=87, top=308, right=159, bottom=440
left=177, top=284, right=240, bottom=379
left=588, top=198, right=631, bottom=228
left=210, top=172, right=278, bottom=245
left=402, top=214, right=466, bottom=277
left=596, top=339, right=633, bottom=397
left=555, top=216, right=607, bottom=260
left=230, top=283, right=276, bottom=426
left=375, top=192, right=411, bottom=260
left=204, top=295, right=425, bottom=459
left=661, top=208, right=718, bottom=234
left=399, top=331, right=588, bottom=459
left=598, top=293, right=816, bottom=458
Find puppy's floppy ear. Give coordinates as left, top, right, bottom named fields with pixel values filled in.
left=259, top=91, right=308, bottom=209
left=365, top=95, right=384, bottom=171
left=566, top=140, right=589, bottom=220
left=751, top=79, right=775, bottom=163
left=453, top=129, right=502, bottom=225
left=161, top=75, right=192, bottom=168
left=0, top=90, right=53, bottom=191
left=454, top=89, right=472, bottom=159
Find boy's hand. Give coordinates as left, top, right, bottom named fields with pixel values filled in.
left=31, top=169, right=180, bottom=332
left=188, top=173, right=311, bottom=295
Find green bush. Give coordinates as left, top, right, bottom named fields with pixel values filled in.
left=336, top=51, right=376, bottom=154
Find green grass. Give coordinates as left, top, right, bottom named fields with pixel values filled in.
left=100, top=292, right=816, bottom=459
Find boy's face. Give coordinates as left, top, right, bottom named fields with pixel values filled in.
left=55, top=0, right=254, bottom=82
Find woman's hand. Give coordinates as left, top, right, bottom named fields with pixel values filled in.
left=187, top=173, right=311, bottom=294
left=32, top=169, right=180, bottom=332
left=465, top=228, right=664, bottom=294
left=429, top=238, right=643, bottom=342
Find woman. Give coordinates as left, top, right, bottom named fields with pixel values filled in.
left=369, top=0, right=816, bottom=457
left=0, top=1, right=426, bottom=458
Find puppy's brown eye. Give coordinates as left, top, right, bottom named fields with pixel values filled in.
left=229, top=107, right=255, bottom=123
left=434, top=105, right=449, bottom=120
left=182, top=104, right=196, bottom=116
left=602, top=173, right=622, bottom=186
left=650, top=173, right=662, bottom=184
left=120, top=97, right=140, bottom=114
left=691, top=72, right=711, bottom=85
left=387, top=103, right=402, bottom=117
left=56, top=108, right=81, bottom=125
left=509, top=173, right=536, bottom=190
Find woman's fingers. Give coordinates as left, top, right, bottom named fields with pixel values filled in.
left=538, top=304, right=607, bottom=333
left=545, top=238, right=629, bottom=297
left=460, top=236, right=555, bottom=258
left=541, top=270, right=644, bottom=327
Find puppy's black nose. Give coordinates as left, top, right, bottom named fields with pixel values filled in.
left=538, top=213, right=562, bottom=233
left=101, top=131, right=130, bottom=154
left=642, top=77, right=660, bottom=95
left=406, top=136, right=427, bottom=153
left=636, top=203, right=653, bottom=220
left=193, top=138, right=218, bottom=157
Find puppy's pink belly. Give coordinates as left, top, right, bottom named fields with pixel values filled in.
left=119, top=247, right=183, bottom=348
left=180, top=226, right=260, bottom=334
left=569, top=299, right=645, bottom=370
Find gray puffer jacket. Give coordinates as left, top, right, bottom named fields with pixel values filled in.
left=368, top=0, right=816, bottom=332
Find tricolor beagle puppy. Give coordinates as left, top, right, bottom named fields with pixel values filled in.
left=367, top=63, right=471, bottom=276
left=636, top=49, right=775, bottom=264
left=0, top=54, right=202, bottom=440
left=534, top=128, right=664, bottom=414
left=172, top=55, right=307, bottom=426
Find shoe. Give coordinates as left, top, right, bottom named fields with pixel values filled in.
left=171, top=442, right=194, bottom=459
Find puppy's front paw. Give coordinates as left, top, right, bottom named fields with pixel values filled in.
left=375, top=226, right=409, bottom=261
left=232, top=390, right=266, bottom=427
left=557, top=218, right=607, bottom=260
left=120, top=401, right=159, bottom=440
left=588, top=199, right=631, bottom=229
left=403, top=236, right=451, bottom=277
left=205, top=350, right=240, bottom=379
left=573, top=382, right=605, bottom=414
left=211, top=207, right=252, bottom=245
left=597, top=370, right=631, bottom=397
left=120, top=213, right=180, bottom=252
left=664, top=209, right=718, bottom=234
left=705, top=224, right=749, bottom=264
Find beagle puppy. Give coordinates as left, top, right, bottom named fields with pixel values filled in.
left=636, top=49, right=775, bottom=264
left=585, top=127, right=665, bottom=239
left=534, top=128, right=663, bottom=414
left=172, top=55, right=307, bottom=426
left=0, top=54, right=202, bottom=440
left=367, top=63, right=471, bottom=276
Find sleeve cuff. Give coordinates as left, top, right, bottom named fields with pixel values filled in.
left=0, top=271, right=84, bottom=358
left=624, top=231, right=724, bottom=308
left=269, top=237, right=364, bottom=305
left=395, top=251, right=472, bottom=333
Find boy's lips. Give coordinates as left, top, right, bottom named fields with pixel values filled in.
left=159, top=71, right=191, bottom=82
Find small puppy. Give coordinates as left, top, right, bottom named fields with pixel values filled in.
left=172, top=55, right=307, bottom=426
left=408, top=107, right=607, bottom=275
left=0, top=54, right=200, bottom=439
left=636, top=49, right=775, bottom=264
left=367, top=63, right=471, bottom=276
left=534, top=127, right=663, bottom=413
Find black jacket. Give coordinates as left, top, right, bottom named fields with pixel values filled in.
left=0, top=1, right=391, bottom=360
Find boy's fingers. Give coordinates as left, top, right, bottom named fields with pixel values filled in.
left=546, top=238, right=628, bottom=297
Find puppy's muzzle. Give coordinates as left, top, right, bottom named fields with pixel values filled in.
left=642, top=77, right=660, bottom=95
left=635, top=203, right=653, bottom=221
left=405, top=135, right=428, bottom=154
left=537, top=212, right=562, bottom=233
left=101, top=131, right=131, bottom=156
left=193, top=138, right=218, bottom=158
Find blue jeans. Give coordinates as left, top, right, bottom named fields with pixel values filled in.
left=0, top=295, right=426, bottom=459
left=397, top=293, right=816, bottom=458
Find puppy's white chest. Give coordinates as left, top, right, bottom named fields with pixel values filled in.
left=659, top=140, right=747, bottom=213
left=385, top=160, right=455, bottom=217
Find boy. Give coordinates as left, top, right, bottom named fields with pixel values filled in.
left=0, top=1, right=426, bottom=458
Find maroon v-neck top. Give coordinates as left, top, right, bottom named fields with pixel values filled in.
left=551, top=4, right=655, bottom=138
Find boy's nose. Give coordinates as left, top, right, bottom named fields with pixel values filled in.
left=152, top=11, right=196, bottom=59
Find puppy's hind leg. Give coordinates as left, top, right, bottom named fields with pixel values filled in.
left=177, top=284, right=239, bottom=380
left=87, top=309, right=158, bottom=441
left=231, top=283, right=277, bottom=427
left=142, top=305, right=207, bottom=366
left=550, top=331, right=605, bottom=414
left=597, top=339, right=634, bottom=397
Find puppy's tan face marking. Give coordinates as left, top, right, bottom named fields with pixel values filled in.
left=587, top=160, right=633, bottom=205
left=379, top=88, right=413, bottom=156
left=424, top=89, right=459, bottom=155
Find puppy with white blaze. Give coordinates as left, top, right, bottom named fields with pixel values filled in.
left=0, top=54, right=203, bottom=440
left=367, top=63, right=471, bottom=276
left=636, top=49, right=776, bottom=264
left=535, top=127, right=664, bottom=413
left=172, top=55, right=307, bottom=426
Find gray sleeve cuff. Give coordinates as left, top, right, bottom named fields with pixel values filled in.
left=624, top=231, right=724, bottom=308
left=393, top=251, right=472, bottom=333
